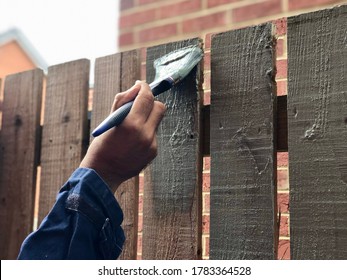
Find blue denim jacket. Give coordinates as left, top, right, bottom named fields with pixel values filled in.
left=17, top=168, right=125, bottom=260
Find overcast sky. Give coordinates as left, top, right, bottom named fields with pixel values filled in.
left=0, top=0, right=119, bottom=68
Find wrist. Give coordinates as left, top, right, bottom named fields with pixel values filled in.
left=79, top=158, right=122, bottom=193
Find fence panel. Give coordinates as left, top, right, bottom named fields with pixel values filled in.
left=288, top=6, right=347, bottom=259
left=209, top=23, right=277, bottom=259
left=142, top=38, right=203, bottom=259
left=92, top=50, right=140, bottom=260
left=0, top=69, right=43, bottom=259
left=38, top=60, right=90, bottom=223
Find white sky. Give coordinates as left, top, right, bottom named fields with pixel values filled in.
left=0, top=0, right=119, bottom=68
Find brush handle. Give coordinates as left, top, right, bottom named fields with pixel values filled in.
left=92, top=79, right=174, bottom=137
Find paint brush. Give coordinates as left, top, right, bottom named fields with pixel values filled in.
left=92, top=45, right=203, bottom=137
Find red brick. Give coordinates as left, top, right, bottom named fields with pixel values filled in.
left=203, top=236, right=210, bottom=257
left=139, top=195, right=143, bottom=213
left=289, top=0, right=339, bottom=10
left=277, top=193, right=289, bottom=213
left=203, top=173, right=210, bottom=192
left=203, top=193, right=210, bottom=212
left=232, top=0, right=282, bottom=23
left=277, top=169, right=289, bottom=190
left=138, top=0, right=163, bottom=5
left=202, top=214, right=210, bottom=234
left=276, top=59, right=287, bottom=79
left=204, top=33, right=214, bottom=49
left=204, top=51, right=211, bottom=71
left=140, top=47, right=147, bottom=63
left=159, top=0, right=201, bottom=19
left=279, top=215, right=289, bottom=236
left=204, top=156, right=211, bottom=171
left=119, top=32, right=134, bottom=47
left=183, top=12, right=227, bottom=33
left=138, top=214, right=143, bottom=232
left=273, top=17, right=287, bottom=36
left=137, top=235, right=142, bottom=254
left=208, top=0, right=241, bottom=8
left=277, top=240, right=290, bottom=260
left=139, top=175, right=144, bottom=193
left=141, top=64, right=147, bottom=81
left=277, top=152, right=288, bottom=167
left=204, top=90, right=211, bottom=105
left=276, top=80, right=287, bottom=96
left=203, top=71, right=211, bottom=90
left=119, top=8, right=157, bottom=29
left=276, top=38, right=284, bottom=57
left=139, top=23, right=177, bottom=43
left=121, top=0, right=134, bottom=10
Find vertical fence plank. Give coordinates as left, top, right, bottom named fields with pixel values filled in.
left=288, top=6, right=347, bottom=259
left=92, top=50, right=140, bottom=259
left=210, top=23, right=277, bottom=259
left=0, top=69, right=43, bottom=259
left=142, top=38, right=203, bottom=259
left=39, top=60, right=90, bottom=223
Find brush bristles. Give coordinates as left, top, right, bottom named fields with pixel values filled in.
left=153, top=45, right=203, bottom=83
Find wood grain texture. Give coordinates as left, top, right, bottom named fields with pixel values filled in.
left=142, top=38, right=203, bottom=259
left=92, top=50, right=140, bottom=259
left=0, top=69, right=43, bottom=259
left=288, top=6, right=347, bottom=259
left=202, top=95, right=288, bottom=156
left=209, top=23, right=277, bottom=259
left=39, top=60, right=90, bottom=223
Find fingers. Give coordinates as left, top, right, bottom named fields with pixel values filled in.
left=111, top=82, right=141, bottom=112
left=145, top=101, right=166, bottom=131
left=128, top=81, right=155, bottom=124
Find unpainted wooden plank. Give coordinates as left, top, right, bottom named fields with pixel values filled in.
left=210, top=23, right=277, bottom=259
left=39, top=60, right=90, bottom=223
left=92, top=50, right=140, bottom=259
left=142, top=38, right=203, bottom=259
left=0, top=69, right=43, bottom=259
left=288, top=5, right=347, bottom=259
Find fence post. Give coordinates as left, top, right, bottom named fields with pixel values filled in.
left=288, top=5, right=347, bottom=259
left=209, top=23, right=277, bottom=259
left=142, top=38, right=203, bottom=259
left=0, top=69, right=43, bottom=259
left=92, top=50, right=141, bottom=259
left=38, top=60, right=90, bottom=223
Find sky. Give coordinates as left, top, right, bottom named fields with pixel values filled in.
left=0, top=0, right=119, bottom=69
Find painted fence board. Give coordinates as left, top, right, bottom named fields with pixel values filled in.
left=142, top=38, right=203, bottom=259
left=288, top=6, right=347, bottom=259
left=0, top=69, right=43, bottom=259
left=92, top=50, right=140, bottom=259
left=209, top=23, right=277, bottom=259
left=38, top=60, right=90, bottom=223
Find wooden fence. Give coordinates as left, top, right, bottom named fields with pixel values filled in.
left=0, top=6, right=346, bottom=260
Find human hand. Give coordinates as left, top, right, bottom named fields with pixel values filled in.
left=80, top=81, right=166, bottom=192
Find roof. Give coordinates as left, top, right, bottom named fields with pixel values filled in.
left=0, top=28, right=48, bottom=72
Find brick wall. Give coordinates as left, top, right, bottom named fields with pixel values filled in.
left=119, top=0, right=345, bottom=260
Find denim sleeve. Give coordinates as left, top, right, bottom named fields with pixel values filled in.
left=17, top=168, right=125, bottom=260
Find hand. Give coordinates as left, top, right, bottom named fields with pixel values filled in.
left=80, top=81, right=166, bottom=192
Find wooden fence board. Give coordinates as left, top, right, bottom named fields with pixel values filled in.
left=288, top=6, right=347, bottom=259
left=142, top=38, right=203, bottom=259
left=38, top=60, right=90, bottom=223
left=0, top=69, right=43, bottom=259
left=209, top=23, right=277, bottom=259
left=92, top=50, right=140, bottom=259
